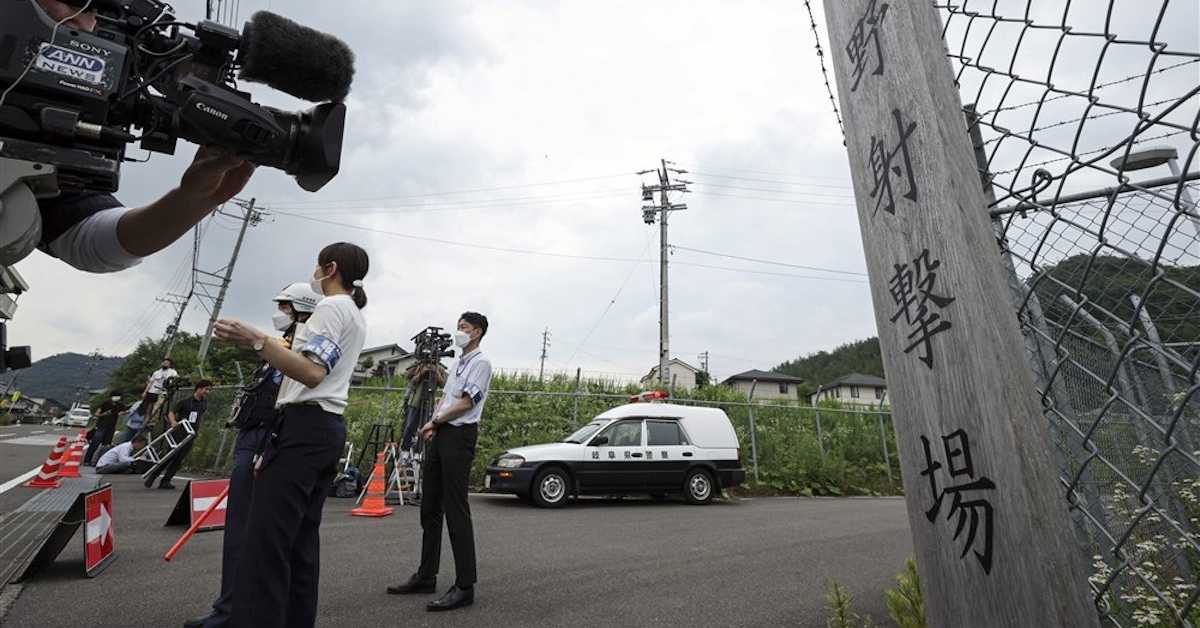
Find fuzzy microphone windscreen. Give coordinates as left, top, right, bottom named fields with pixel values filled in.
left=237, top=11, right=355, bottom=103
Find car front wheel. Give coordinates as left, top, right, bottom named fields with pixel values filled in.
left=683, top=468, right=715, bottom=505
left=532, top=467, right=570, bottom=508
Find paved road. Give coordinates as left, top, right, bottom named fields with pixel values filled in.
left=0, top=430, right=913, bottom=627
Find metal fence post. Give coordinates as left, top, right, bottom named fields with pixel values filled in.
left=877, top=413, right=893, bottom=483
left=814, top=407, right=825, bottom=459
left=747, top=379, right=759, bottom=483
left=571, top=368, right=581, bottom=426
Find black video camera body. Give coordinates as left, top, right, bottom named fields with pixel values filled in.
left=0, top=0, right=352, bottom=196
left=411, top=326, right=455, bottom=364
left=164, top=375, right=191, bottom=391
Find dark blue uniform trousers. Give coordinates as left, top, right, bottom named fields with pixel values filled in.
left=232, top=405, right=345, bottom=628
left=202, top=426, right=267, bottom=628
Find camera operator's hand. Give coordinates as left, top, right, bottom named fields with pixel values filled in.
left=180, top=146, right=256, bottom=208
left=116, top=146, right=255, bottom=258
left=420, top=419, right=438, bottom=441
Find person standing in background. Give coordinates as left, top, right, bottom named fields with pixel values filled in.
left=84, top=393, right=126, bottom=466
left=389, top=312, right=493, bottom=612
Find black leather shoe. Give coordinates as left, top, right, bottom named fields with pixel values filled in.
left=158, top=481, right=176, bottom=490
left=386, top=575, right=436, bottom=595
left=182, top=613, right=212, bottom=628
left=426, top=585, right=474, bottom=612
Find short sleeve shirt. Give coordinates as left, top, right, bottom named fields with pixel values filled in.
left=147, top=368, right=178, bottom=394
left=438, top=350, right=493, bottom=426
left=275, top=294, right=367, bottom=414
left=173, top=395, right=208, bottom=428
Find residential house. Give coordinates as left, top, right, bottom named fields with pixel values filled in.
left=810, top=373, right=888, bottom=408
left=721, top=369, right=806, bottom=401
left=374, top=352, right=420, bottom=380
left=353, top=344, right=411, bottom=383
left=639, top=359, right=703, bottom=391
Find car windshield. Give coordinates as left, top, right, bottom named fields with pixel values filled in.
left=563, top=421, right=605, bottom=444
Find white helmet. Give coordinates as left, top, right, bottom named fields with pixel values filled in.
left=272, top=282, right=320, bottom=313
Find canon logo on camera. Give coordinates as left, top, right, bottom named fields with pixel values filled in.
left=195, top=102, right=230, bottom=121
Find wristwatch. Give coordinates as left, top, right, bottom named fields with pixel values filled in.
left=251, top=337, right=266, bottom=353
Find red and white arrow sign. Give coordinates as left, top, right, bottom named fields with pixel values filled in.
left=84, top=486, right=115, bottom=573
left=189, top=479, right=230, bottom=531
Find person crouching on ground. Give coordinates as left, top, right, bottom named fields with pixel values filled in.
left=214, top=242, right=370, bottom=628
left=96, top=434, right=148, bottom=474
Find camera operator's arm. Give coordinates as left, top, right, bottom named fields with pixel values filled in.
left=167, top=407, right=177, bottom=428
left=117, top=147, right=255, bottom=257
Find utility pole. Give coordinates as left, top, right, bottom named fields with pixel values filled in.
left=197, top=198, right=262, bottom=374
left=158, top=292, right=192, bottom=358
left=538, top=327, right=551, bottom=382
left=638, top=159, right=690, bottom=387
left=698, top=351, right=710, bottom=386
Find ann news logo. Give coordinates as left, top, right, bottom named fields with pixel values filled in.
left=35, top=43, right=106, bottom=85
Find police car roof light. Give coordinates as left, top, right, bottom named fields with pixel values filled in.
left=629, top=390, right=669, bottom=403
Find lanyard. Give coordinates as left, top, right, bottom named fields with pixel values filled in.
left=456, top=352, right=478, bottom=377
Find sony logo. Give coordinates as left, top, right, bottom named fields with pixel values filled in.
left=196, top=102, right=230, bottom=121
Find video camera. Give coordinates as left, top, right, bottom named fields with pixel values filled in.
left=1, top=0, right=353, bottom=197
left=411, top=326, right=455, bottom=364
left=164, top=375, right=191, bottom=391
left=0, top=0, right=355, bottom=373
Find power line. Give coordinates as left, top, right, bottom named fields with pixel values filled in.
left=670, top=245, right=868, bottom=276
left=564, top=237, right=653, bottom=369
left=689, top=170, right=852, bottom=187
left=691, top=181, right=854, bottom=198
left=268, top=209, right=865, bottom=281
left=689, top=190, right=853, bottom=207
left=261, top=173, right=634, bottom=206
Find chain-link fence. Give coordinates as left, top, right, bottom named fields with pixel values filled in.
left=175, top=385, right=900, bottom=497
left=937, top=1, right=1200, bottom=624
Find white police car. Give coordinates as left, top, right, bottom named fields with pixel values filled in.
left=485, top=391, right=746, bottom=507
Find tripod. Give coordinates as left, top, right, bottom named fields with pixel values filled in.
left=393, top=362, right=441, bottom=505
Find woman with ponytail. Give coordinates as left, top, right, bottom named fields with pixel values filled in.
left=213, top=241, right=369, bottom=628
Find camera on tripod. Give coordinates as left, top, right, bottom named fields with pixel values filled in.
left=411, top=327, right=455, bottom=364
left=164, top=375, right=192, bottom=391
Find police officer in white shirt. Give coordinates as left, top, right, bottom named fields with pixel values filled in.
left=213, top=242, right=369, bottom=628
left=388, top=312, right=493, bottom=612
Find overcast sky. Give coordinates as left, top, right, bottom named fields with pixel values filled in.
left=11, top=0, right=1195, bottom=385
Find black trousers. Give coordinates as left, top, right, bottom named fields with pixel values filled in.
left=417, top=423, right=478, bottom=588
left=203, top=425, right=268, bottom=628
left=232, top=405, right=345, bottom=628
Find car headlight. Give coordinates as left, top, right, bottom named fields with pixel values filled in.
left=495, top=455, right=525, bottom=469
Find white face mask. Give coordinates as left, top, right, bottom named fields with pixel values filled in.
left=309, top=276, right=325, bottom=296
left=453, top=330, right=472, bottom=350
left=272, top=311, right=293, bottom=331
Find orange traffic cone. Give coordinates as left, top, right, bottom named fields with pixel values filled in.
left=351, top=452, right=394, bottom=518
left=26, top=436, right=70, bottom=488
left=59, top=431, right=86, bottom=479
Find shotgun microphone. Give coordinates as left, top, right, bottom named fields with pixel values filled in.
left=238, top=11, right=356, bottom=103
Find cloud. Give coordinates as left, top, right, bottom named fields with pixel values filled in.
left=22, top=0, right=1190, bottom=389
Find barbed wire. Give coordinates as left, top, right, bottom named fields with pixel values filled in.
left=802, top=0, right=845, bottom=141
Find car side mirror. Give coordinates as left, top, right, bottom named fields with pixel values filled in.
left=591, top=436, right=608, bottom=446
